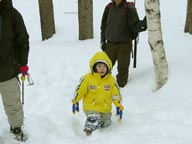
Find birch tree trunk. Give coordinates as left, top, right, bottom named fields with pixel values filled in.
left=38, top=0, right=55, bottom=41
left=78, top=0, right=93, bottom=40
left=184, top=0, right=192, bottom=34
left=144, top=0, right=168, bottom=91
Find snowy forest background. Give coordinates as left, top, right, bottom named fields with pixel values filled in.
left=1, top=0, right=192, bottom=144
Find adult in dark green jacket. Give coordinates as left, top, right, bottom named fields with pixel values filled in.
left=100, top=0, right=147, bottom=88
left=0, top=0, right=29, bottom=141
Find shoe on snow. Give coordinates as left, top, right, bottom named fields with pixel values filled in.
left=84, top=130, right=92, bottom=136
left=10, top=127, right=27, bottom=141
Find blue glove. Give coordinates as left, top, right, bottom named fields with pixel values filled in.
left=72, top=102, right=79, bottom=114
left=116, top=105, right=124, bottom=121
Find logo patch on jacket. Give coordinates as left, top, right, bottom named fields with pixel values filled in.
left=104, top=85, right=110, bottom=91
left=89, top=85, right=96, bottom=90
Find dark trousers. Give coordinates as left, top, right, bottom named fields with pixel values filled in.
left=105, top=41, right=132, bottom=87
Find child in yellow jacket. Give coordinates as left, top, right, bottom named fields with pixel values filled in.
left=72, top=52, right=124, bottom=136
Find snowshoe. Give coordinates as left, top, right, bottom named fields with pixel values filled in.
left=10, top=127, right=27, bottom=142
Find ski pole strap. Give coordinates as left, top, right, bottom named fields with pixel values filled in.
left=72, top=102, right=79, bottom=114
left=27, top=73, right=34, bottom=86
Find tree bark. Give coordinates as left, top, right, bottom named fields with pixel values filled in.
left=38, top=0, right=55, bottom=41
left=185, top=0, right=192, bottom=34
left=78, top=0, right=93, bottom=40
left=144, top=0, right=168, bottom=91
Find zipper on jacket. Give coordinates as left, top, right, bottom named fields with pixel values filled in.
left=0, top=15, right=2, bottom=40
left=92, top=99, right=96, bottom=105
left=104, top=100, right=107, bottom=107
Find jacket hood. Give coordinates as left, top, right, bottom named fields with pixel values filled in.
left=0, top=0, right=13, bottom=11
left=89, top=52, right=112, bottom=73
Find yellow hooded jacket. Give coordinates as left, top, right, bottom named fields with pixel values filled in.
left=73, top=52, right=122, bottom=113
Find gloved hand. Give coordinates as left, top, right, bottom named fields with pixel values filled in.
left=119, top=105, right=124, bottom=110
left=72, top=99, right=78, bottom=104
left=101, top=42, right=107, bottom=51
left=141, top=16, right=147, bottom=31
left=116, top=105, right=124, bottom=114
left=72, top=100, right=79, bottom=114
left=19, top=65, right=29, bottom=76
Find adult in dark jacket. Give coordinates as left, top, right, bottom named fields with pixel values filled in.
left=0, top=0, right=29, bottom=141
left=100, top=0, right=147, bottom=88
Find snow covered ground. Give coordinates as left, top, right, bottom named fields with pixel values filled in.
left=1, top=0, right=192, bottom=144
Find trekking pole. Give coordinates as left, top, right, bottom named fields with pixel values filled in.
left=20, top=73, right=34, bottom=104
left=133, top=0, right=139, bottom=68
left=133, top=38, right=137, bottom=68
left=20, top=75, right=26, bottom=105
